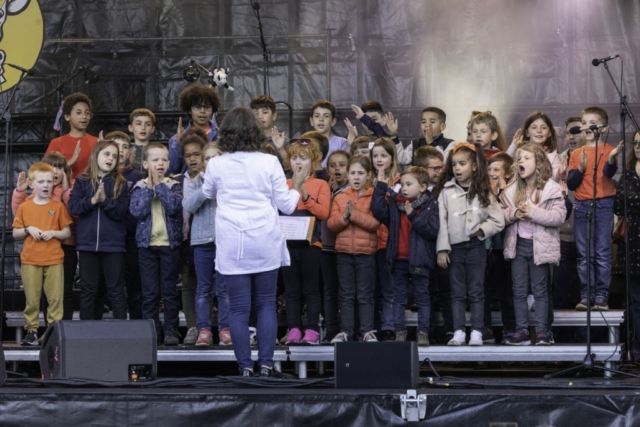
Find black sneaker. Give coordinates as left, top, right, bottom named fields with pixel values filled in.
left=241, top=368, right=254, bottom=377
left=482, top=329, right=496, bottom=344
left=21, top=330, right=38, bottom=346
left=380, top=329, right=396, bottom=342
left=163, top=329, right=181, bottom=346
left=536, top=331, right=550, bottom=346
left=547, top=330, right=555, bottom=345
left=501, top=331, right=514, bottom=345
left=505, top=328, right=531, bottom=346
left=260, top=365, right=284, bottom=378
left=593, top=295, right=609, bottom=311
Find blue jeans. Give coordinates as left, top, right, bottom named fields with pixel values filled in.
left=375, top=249, right=394, bottom=332
left=194, top=244, right=229, bottom=331
left=392, top=260, right=431, bottom=333
left=139, top=246, right=180, bottom=336
left=574, top=197, right=614, bottom=299
left=511, top=238, right=550, bottom=332
left=448, top=238, right=486, bottom=332
left=223, top=269, right=278, bottom=372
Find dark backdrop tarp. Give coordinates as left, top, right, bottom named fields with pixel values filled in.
left=0, top=0, right=639, bottom=292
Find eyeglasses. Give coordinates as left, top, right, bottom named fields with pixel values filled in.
left=192, top=105, right=213, bottom=112
left=184, top=152, right=202, bottom=159
left=72, top=111, right=92, bottom=118
left=289, top=138, right=312, bottom=146
left=424, top=166, right=444, bottom=172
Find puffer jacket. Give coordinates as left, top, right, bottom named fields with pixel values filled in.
left=130, top=177, right=183, bottom=249
left=436, top=178, right=505, bottom=253
left=500, top=180, right=566, bottom=265
left=328, top=186, right=380, bottom=254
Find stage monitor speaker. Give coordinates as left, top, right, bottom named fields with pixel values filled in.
left=334, top=341, right=419, bottom=389
left=0, top=342, right=6, bottom=386
left=39, top=320, right=157, bottom=382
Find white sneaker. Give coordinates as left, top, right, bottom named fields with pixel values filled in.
left=363, top=330, right=378, bottom=342
left=469, top=330, right=483, bottom=346
left=447, top=330, right=466, bottom=346
left=330, top=332, right=348, bottom=344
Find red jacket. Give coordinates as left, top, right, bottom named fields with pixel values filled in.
left=328, top=187, right=380, bottom=255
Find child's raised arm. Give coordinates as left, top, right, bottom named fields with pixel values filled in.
left=370, top=181, right=391, bottom=226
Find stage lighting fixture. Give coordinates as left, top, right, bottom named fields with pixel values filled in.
left=183, top=65, right=200, bottom=82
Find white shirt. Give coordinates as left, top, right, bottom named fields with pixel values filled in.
left=202, top=151, right=300, bottom=275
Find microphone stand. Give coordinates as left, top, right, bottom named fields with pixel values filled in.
left=0, top=70, right=29, bottom=342
left=252, top=1, right=270, bottom=95
left=602, top=59, right=640, bottom=363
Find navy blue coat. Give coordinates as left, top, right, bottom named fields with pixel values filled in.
left=370, top=181, right=439, bottom=276
left=121, top=167, right=144, bottom=239
left=68, top=174, right=129, bottom=252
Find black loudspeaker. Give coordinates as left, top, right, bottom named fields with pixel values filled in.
left=0, top=342, right=6, bottom=386
left=334, top=341, right=419, bottom=389
left=39, top=320, right=157, bottom=382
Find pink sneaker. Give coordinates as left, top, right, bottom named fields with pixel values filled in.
left=218, top=328, right=232, bottom=346
left=196, top=329, right=212, bottom=346
left=285, top=328, right=302, bottom=344
left=300, top=329, right=320, bottom=345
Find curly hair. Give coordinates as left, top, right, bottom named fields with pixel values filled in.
left=62, top=92, right=92, bottom=117
left=179, top=83, right=221, bottom=114
left=433, top=143, right=493, bottom=207
left=469, top=111, right=507, bottom=151
left=513, top=143, right=553, bottom=206
left=179, top=128, right=207, bottom=156
left=218, top=107, right=265, bottom=153
left=520, top=111, right=558, bottom=153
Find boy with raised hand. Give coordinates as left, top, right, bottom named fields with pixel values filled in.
left=411, top=107, right=455, bottom=155
left=309, top=100, right=349, bottom=168
left=250, top=94, right=287, bottom=163
left=350, top=100, right=412, bottom=170
left=169, top=84, right=221, bottom=175
left=13, top=162, right=72, bottom=345
left=128, top=109, right=157, bottom=173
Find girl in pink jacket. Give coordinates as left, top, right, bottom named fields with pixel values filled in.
left=500, top=143, right=566, bottom=346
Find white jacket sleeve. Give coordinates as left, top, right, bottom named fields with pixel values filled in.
left=436, top=191, right=451, bottom=253
left=270, top=158, right=300, bottom=215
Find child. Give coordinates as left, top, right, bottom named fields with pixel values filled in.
left=328, top=155, right=380, bottom=342
left=174, top=129, right=207, bottom=345
left=320, top=150, right=351, bottom=342
left=46, top=93, right=98, bottom=179
left=567, top=106, right=623, bottom=310
left=127, top=108, right=156, bottom=172
left=13, top=152, right=76, bottom=321
left=350, top=136, right=372, bottom=157
left=469, top=111, right=507, bottom=158
left=500, top=143, right=566, bottom=345
left=169, top=83, right=221, bottom=175
left=12, top=162, right=72, bottom=345
left=251, top=95, right=286, bottom=161
left=485, top=152, right=517, bottom=342
left=68, top=140, right=130, bottom=321
left=309, top=100, right=349, bottom=167
left=371, top=166, right=439, bottom=345
left=435, top=142, right=505, bottom=346
left=182, top=142, right=230, bottom=346
left=411, top=107, right=455, bottom=154
left=130, top=143, right=183, bottom=345
left=351, top=101, right=412, bottom=169
left=509, top=112, right=561, bottom=181
left=371, top=137, right=400, bottom=340
left=107, top=131, right=144, bottom=319
left=281, top=138, right=331, bottom=345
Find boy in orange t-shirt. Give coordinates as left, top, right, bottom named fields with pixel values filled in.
left=566, top=106, right=624, bottom=310
left=12, top=162, right=72, bottom=346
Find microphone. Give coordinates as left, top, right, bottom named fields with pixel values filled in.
left=252, top=1, right=260, bottom=11
left=82, top=66, right=100, bottom=84
left=569, top=124, right=607, bottom=135
left=592, top=55, right=619, bottom=66
left=6, top=63, right=34, bottom=76
left=349, top=33, right=356, bottom=51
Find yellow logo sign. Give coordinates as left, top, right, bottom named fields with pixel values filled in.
left=0, top=0, right=43, bottom=92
